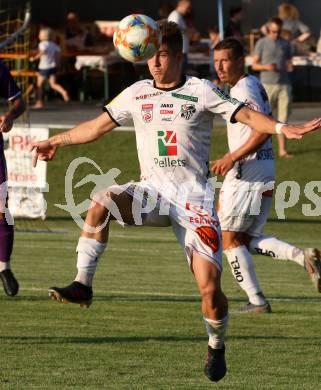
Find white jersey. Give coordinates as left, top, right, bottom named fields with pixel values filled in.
left=105, top=76, right=243, bottom=203
left=223, top=75, right=275, bottom=187
left=38, top=40, right=60, bottom=70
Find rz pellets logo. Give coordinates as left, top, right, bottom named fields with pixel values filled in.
left=157, top=130, right=177, bottom=156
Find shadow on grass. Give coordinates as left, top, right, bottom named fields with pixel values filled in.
left=1, top=334, right=321, bottom=345
left=289, top=147, right=321, bottom=156
left=1, top=294, right=320, bottom=303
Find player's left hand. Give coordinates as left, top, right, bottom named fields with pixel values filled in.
left=30, top=140, right=58, bottom=167
left=211, top=153, right=234, bottom=176
left=281, top=118, right=321, bottom=139
left=0, top=114, right=14, bottom=133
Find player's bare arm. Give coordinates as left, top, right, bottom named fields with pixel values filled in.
left=211, top=130, right=269, bottom=176
left=31, top=112, right=116, bottom=167
left=29, top=50, right=45, bottom=62
left=0, top=96, right=25, bottom=133
left=235, top=106, right=321, bottom=139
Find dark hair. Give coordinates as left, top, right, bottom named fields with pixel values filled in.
left=230, top=6, right=242, bottom=18
left=157, top=19, right=183, bottom=53
left=214, top=38, right=244, bottom=59
left=268, top=16, right=283, bottom=28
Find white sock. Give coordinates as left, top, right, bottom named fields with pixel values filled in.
left=249, top=236, right=305, bottom=267
left=204, top=315, right=229, bottom=349
left=224, top=245, right=266, bottom=305
left=75, top=237, right=107, bottom=287
left=0, top=261, right=10, bottom=272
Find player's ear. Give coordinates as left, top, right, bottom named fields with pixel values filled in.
left=237, top=55, right=245, bottom=69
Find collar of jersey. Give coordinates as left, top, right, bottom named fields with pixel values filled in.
left=153, top=75, right=187, bottom=91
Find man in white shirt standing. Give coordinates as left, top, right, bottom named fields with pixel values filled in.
left=168, top=0, right=192, bottom=71
left=212, top=38, right=321, bottom=314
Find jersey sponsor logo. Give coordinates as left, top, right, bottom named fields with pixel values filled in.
left=230, top=257, right=244, bottom=282
left=141, top=104, right=153, bottom=123
left=157, top=130, right=177, bottom=156
left=155, top=130, right=187, bottom=167
left=135, top=91, right=164, bottom=100
left=160, top=103, right=173, bottom=108
left=154, top=157, right=186, bottom=167
left=171, top=92, right=198, bottom=102
left=211, top=87, right=239, bottom=105
left=195, top=226, right=220, bottom=252
left=180, top=103, right=196, bottom=120
left=160, top=109, right=173, bottom=114
left=186, top=203, right=219, bottom=227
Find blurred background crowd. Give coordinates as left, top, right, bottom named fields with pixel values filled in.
left=3, top=0, right=321, bottom=105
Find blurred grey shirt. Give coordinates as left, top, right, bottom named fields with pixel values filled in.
left=281, top=19, right=310, bottom=37
left=254, top=36, right=292, bottom=85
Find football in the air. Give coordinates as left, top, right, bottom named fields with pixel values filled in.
left=113, top=14, right=161, bottom=62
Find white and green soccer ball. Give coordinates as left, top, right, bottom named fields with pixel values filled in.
left=113, top=14, right=161, bottom=62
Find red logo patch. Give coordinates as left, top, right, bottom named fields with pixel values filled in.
left=160, top=109, right=173, bottom=114
left=141, top=104, right=153, bottom=122
left=195, top=226, right=220, bottom=252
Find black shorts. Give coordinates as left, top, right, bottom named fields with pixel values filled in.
left=39, top=67, right=57, bottom=78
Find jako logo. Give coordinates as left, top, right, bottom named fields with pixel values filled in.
left=157, top=130, right=177, bottom=156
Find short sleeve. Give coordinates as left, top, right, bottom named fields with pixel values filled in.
left=168, top=11, right=178, bottom=24
left=297, top=20, right=310, bottom=34
left=0, top=61, right=21, bottom=101
left=203, top=80, right=244, bottom=123
left=39, top=41, right=47, bottom=51
left=104, top=87, right=133, bottom=126
left=253, top=39, right=263, bottom=59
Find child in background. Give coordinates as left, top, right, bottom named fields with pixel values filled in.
left=30, top=27, right=69, bottom=108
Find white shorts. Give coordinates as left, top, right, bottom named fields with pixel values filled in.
left=218, top=186, right=272, bottom=237
left=93, top=181, right=223, bottom=272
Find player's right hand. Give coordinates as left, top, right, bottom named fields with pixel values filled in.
left=30, top=140, right=58, bottom=167
left=211, top=153, right=234, bottom=176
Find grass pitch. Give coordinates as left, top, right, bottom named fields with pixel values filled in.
left=1, top=127, right=321, bottom=389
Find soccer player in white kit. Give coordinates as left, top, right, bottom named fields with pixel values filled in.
left=212, top=38, right=321, bottom=314
left=31, top=22, right=321, bottom=382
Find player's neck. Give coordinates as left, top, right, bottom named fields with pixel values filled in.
left=153, top=75, right=186, bottom=90
left=229, top=72, right=246, bottom=87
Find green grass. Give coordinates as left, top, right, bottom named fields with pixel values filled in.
left=1, top=127, right=321, bottom=389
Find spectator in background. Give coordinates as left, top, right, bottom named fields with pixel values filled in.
left=158, top=2, right=174, bottom=19
left=261, top=3, right=311, bottom=54
left=0, top=60, right=25, bottom=297
left=224, top=6, right=243, bottom=42
left=252, top=17, right=293, bottom=158
left=316, top=29, right=321, bottom=54
left=30, top=27, right=70, bottom=109
left=208, top=26, right=220, bottom=84
left=64, top=12, right=94, bottom=51
left=168, top=0, right=192, bottom=71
